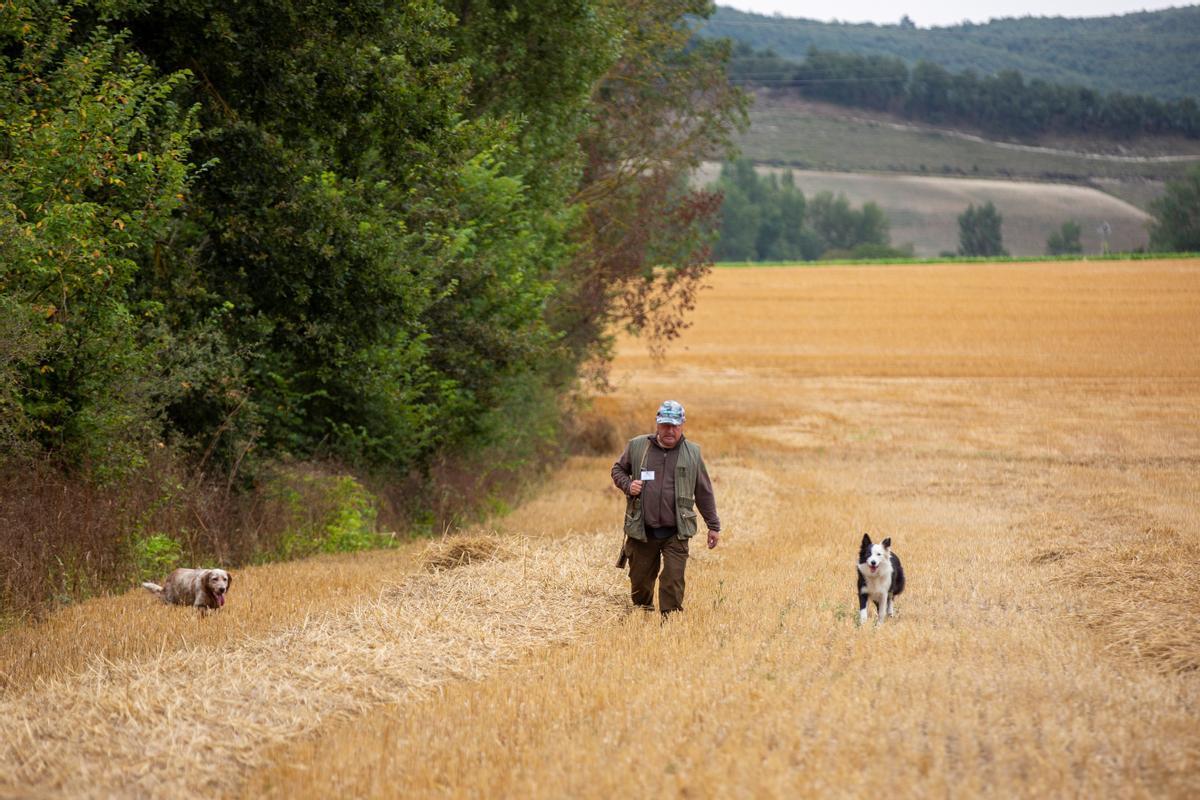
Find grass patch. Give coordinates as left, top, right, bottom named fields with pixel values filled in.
left=273, top=471, right=396, bottom=559
left=130, top=533, right=184, bottom=583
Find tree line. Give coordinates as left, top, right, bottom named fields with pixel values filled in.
left=0, top=0, right=746, bottom=481
left=712, top=170, right=1024, bottom=263
left=703, top=5, right=1200, bottom=102
left=728, top=45, right=1200, bottom=141
left=715, top=162, right=1200, bottom=261
left=710, top=160, right=909, bottom=262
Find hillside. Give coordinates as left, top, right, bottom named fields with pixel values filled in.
left=701, top=5, right=1200, bottom=101
left=738, top=97, right=1200, bottom=185
left=699, top=163, right=1153, bottom=257
left=700, top=96, right=1200, bottom=257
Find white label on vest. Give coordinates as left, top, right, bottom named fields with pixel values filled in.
left=640, top=470, right=655, bottom=481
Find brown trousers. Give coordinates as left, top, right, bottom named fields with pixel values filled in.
left=627, top=535, right=690, bottom=614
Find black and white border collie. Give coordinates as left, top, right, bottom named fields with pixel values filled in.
left=857, top=533, right=905, bottom=626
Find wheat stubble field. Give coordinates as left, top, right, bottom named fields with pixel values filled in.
left=3, top=259, right=1199, bottom=798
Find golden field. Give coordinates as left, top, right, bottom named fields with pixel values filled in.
left=2, top=259, right=1198, bottom=797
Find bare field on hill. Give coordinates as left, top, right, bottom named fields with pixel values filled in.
left=695, top=162, right=1153, bottom=257
left=3, top=260, right=1199, bottom=797
left=739, top=100, right=1200, bottom=182
left=709, top=97, right=1200, bottom=255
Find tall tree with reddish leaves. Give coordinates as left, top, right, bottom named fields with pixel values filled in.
left=554, top=0, right=748, bottom=368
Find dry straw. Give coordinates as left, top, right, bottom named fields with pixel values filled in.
left=2, top=259, right=1198, bottom=798
left=1057, top=524, right=1200, bottom=674
left=420, top=533, right=517, bottom=571
left=0, top=531, right=627, bottom=798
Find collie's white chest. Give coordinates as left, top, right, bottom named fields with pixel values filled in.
left=859, top=564, right=893, bottom=596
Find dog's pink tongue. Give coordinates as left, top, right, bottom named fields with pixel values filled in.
left=217, top=593, right=225, bottom=607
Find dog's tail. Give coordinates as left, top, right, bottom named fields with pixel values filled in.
left=142, top=581, right=164, bottom=595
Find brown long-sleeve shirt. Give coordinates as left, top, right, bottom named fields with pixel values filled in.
left=611, top=434, right=720, bottom=532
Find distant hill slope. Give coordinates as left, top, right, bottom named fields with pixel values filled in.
left=696, top=163, right=1153, bottom=257
left=700, top=6, right=1200, bottom=101
left=695, top=95, right=1196, bottom=257
left=737, top=97, right=1200, bottom=192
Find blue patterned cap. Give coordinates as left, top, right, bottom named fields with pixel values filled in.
left=655, top=400, right=685, bottom=426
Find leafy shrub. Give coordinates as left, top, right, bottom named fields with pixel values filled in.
left=273, top=470, right=392, bottom=557
left=1046, top=221, right=1084, bottom=255
left=821, top=243, right=916, bottom=260
left=131, top=533, right=183, bottom=582
left=319, top=477, right=384, bottom=553
left=0, top=15, right=199, bottom=473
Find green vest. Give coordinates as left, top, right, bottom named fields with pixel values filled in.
left=623, top=435, right=702, bottom=541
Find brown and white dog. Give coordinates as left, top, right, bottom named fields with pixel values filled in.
left=143, top=568, right=232, bottom=610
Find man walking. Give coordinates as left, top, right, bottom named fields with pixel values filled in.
left=611, top=400, right=721, bottom=615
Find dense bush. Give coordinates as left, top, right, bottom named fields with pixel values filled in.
left=0, top=18, right=199, bottom=473
left=1, top=0, right=742, bottom=476
left=821, top=242, right=915, bottom=261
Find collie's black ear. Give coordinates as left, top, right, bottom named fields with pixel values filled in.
left=882, top=537, right=892, bottom=548
left=861, top=532, right=872, bottom=546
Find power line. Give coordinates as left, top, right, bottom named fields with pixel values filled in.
left=727, top=76, right=910, bottom=84
left=695, top=18, right=915, bottom=28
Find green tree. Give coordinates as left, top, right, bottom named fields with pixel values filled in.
left=957, top=202, right=1008, bottom=257
left=710, top=161, right=887, bottom=261
left=0, top=11, right=198, bottom=470
left=712, top=183, right=760, bottom=261
left=808, top=192, right=889, bottom=252
left=111, top=0, right=500, bottom=469
left=94, top=0, right=626, bottom=471
left=2, top=0, right=748, bottom=481
left=766, top=171, right=815, bottom=259
left=1046, top=220, right=1083, bottom=255
left=1149, top=165, right=1200, bottom=252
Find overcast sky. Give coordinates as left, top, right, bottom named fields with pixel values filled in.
left=717, top=1, right=1191, bottom=28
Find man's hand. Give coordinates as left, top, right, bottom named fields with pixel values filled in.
left=707, top=530, right=720, bottom=549
left=629, top=480, right=643, bottom=497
